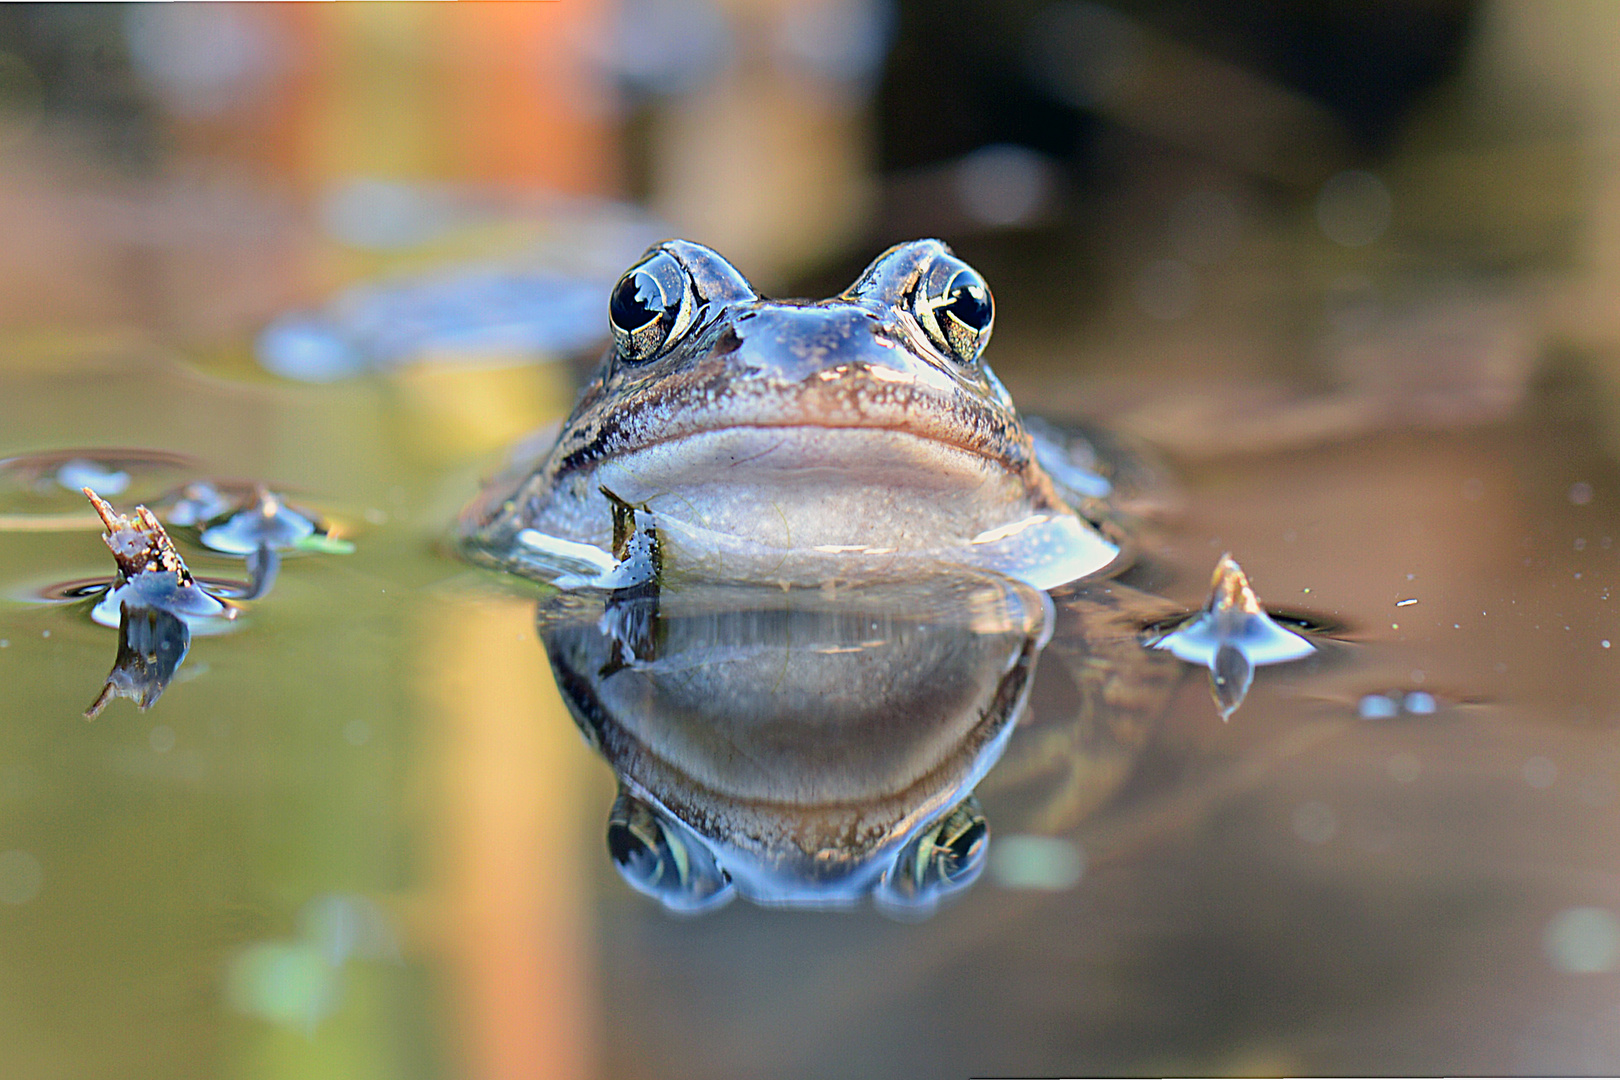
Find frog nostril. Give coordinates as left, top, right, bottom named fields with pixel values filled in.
left=711, top=327, right=742, bottom=357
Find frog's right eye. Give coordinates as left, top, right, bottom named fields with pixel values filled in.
left=609, top=251, right=694, bottom=364
left=874, top=796, right=989, bottom=917
left=606, top=790, right=734, bottom=912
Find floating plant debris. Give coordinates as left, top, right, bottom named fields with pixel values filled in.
left=1149, top=553, right=1316, bottom=718
left=88, top=488, right=203, bottom=595
left=81, top=488, right=232, bottom=718
left=166, top=482, right=352, bottom=601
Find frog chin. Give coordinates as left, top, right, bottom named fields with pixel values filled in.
left=595, top=425, right=1050, bottom=536
left=569, top=425, right=1109, bottom=585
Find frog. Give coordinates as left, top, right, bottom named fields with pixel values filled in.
left=458, top=239, right=1321, bottom=913
left=457, top=239, right=1120, bottom=591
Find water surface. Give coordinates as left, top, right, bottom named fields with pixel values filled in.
left=1, top=334, right=1618, bottom=1079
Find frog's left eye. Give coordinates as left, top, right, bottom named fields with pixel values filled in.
left=914, top=259, right=994, bottom=365
left=609, top=250, right=695, bottom=364
left=605, top=790, right=734, bottom=912
left=874, top=796, right=989, bottom=916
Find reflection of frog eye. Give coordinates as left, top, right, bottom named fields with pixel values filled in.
left=608, top=251, right=694, bottom=365
left=915, top=261, right=995, bottom=365
left=605, top=791, right=734, bottom=912
left=874, top=796, right=989, bottom=916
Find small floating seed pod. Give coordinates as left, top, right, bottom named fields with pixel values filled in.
left=81, top=488, right=231, bottom=718
left=1151, top=553, right=1315, bottom=719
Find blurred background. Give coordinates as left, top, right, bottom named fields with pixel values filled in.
left=0, top=0, right=1612, bottom=406
left=3, top=2, right=1620, bottom=1077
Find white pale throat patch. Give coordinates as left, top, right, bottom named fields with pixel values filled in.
left=517, top=426, right=1118, bottom=590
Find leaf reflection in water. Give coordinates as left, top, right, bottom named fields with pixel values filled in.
left=85, top=603, right=191, bottom=718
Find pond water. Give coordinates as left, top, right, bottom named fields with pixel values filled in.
left=1, top=307, right=1619, bottom=1080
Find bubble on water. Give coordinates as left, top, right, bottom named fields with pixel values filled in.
left=1603, top=640, right=1611, bottom=650
left=0, top=640, right=8, bottom=648
left=1570, top=482, right=1594, bottom=506
left=1387, top=752, right=1421, bottom=783
left=1358, top=693, right=1399, bottom=719
left=148, top=725, right=176, bottom=754
left=1403, top=691, right=1437, bottom=715
left=989, top=834, right=1085, bottom=891
left=0, top=849, right=42, bottom=904
left=342, top=720, right=371, bottom=747
left=1544, top=907, right=1620, bottom=974
left=225, top=940, right=341, bottom=1029
left=954, top=144, right=1051, bottom=227
left=1292, top=801, right=1337, bottom=844
left=1316, top=170, right=1392, bottom=247
left=1524, top=756, right=1558, bottom=789
left=1132, top=259, right=1197, bottom=321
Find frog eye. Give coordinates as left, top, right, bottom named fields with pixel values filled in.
left=874, top=796, right=989, bottom=916
left=609, top=250, right=695, bottom=364
left=605, top=791, right=734, bottom=912
left=914, top=260, right=994, bottom=365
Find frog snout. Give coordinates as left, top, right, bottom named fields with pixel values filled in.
left=728, top=304, right=940, bottom=386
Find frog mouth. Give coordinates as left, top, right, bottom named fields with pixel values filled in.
left=593, top=424, right=1041, bottom=498
left=561, top=378, right=1040, bottom=486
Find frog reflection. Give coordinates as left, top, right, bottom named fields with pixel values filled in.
left=538, top=556, right=1185, bottom=914
left=539, top=567, right=1049, bottom=913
